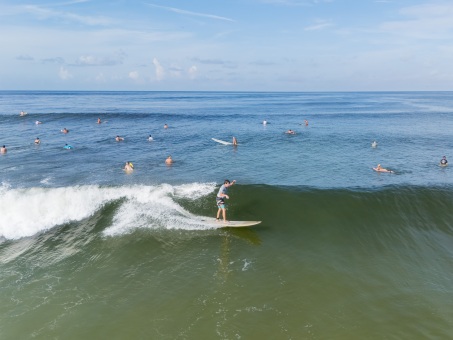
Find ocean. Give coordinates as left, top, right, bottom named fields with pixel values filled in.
left=1, top=91, right=452, bottom=339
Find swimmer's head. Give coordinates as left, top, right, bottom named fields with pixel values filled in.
left=224, top=180, right=231, bottom=185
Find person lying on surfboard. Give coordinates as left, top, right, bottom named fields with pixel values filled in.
left=216, top=179, right=236, bottom=222
left=374, top=164, right=393, bottom=173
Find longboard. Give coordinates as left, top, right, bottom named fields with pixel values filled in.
left=200, top=217, right=261, bottom=228
left=212, top=138, right=233, bottom=145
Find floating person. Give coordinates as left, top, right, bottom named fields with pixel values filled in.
left=124, top=161, right=134, bottom=172
left=440, top=156, right=448, bottom=166
left=1, top=145, right=7, bottom=154
left=61, top=128, right=69, bottom=134
left=63, top=143, right=73, bottom=149
left=371, top=141, right=378, bottom=148
left=373, top=164, right=393, bottom=173
left=97, top=118, right=102, bottom=124
left=216, top=179, right=236, bottom=222
left=19, top=111, right=27, bottom=116
left=233, top=137, right=238, bottom=146
left=304, top=120, right=309, bottom=126
left=34, top=137, right=40, bottom=144
left=165, top=155, right=173, bottom=165
left=115, top=135, right=124, bottom=142
left=164, top=124, right=168, bottom=129
left=35, top=120, right=42, bottom=125
left=148, top=135, right=153, bottom=141
left=285, top=129, right=296, bottom=135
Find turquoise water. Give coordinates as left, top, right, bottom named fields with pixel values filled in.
left=1, top=91, right=453, bottom=338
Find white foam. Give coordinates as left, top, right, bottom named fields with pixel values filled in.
left=0, top=183, right=217, bottom=240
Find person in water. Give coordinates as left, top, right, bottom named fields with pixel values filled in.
left=371, top=141, right=378, bottom=148
left=440, top=156, right=448, bottom=166
left=35, top=120, right=42, bottom=125
left=97, top=118, right=102, bottom=124
left=61, top=128, right=69, bottom=134
left=165, top=155, right=173, bottom=165
left=304, top=120, right=309, bottom=126
left=375, top=164, right=392, bottom=172
left=286, top=129, right=296, bottom=135
left=124, top=161, right=134, bottom=171
left=148, top=135, right=153, bottom=141
left=164, top=124, right=168, bottom=129
left=35, top=137, right=40, bottom=144
left=115, top=135, right=124, bottom=142
left=263, top=120, right=267, bottom=125
left=216, top=179, right=236, bottom=222
left=1, top=145, right=7, bottom=154
left=233, top=137, right=238, bottom=146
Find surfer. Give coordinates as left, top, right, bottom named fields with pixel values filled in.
left=124, top=161, right=134, bottom=172
left=164, top=124, right=168, bottom=129
left=371, top=141, right=377, bottom=148
left=34, top=137, right=40, bottom=144
left=1, top=145, right=7, bottom=154
left=20, top=111, right=27, bottom=116
left=148, top=135, right=153, bottom=141
left=61, top=128, right=69, bottom=134
left=440, top=156, right=448, bottom=166
left=216, top=179, right=236, bottom=222
left=97, top=118, right=102, bottom=124
left=374, top=164, right=393, bottom=173
left=115, top=135, right=124, bottom=142
left=35, top=120, right=42, bottom=125
left=285, top=129, right=296, bottom=135
left=233, top=137, right=238, bottom=146
left=304, top=120, right=309, bottom=126
left=263, top=120, right=267, bottom=125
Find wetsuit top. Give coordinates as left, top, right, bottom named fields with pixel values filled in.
left=216, top=184, right=228, bottom=201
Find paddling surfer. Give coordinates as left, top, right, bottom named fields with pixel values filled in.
left=216, top=179, right=236, bottom=222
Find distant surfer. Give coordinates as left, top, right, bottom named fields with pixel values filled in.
left=233, top=137, right=238, bottom=146
left=148, top=135, right=153, bottom=141
left=20, top=111, right=27, bottom=116
left=1, top=145, right=7, bottom=154
left=373, top=164, right=393, bottom=173
left=34, top=137, right=40, bottom=144
left=371, top=141, right=377, bottom=148
left=63, top=143, right=73, bottom=149
left=263, top=120, right=267, bottom=125
left=35, top=120, right=42, bottom=125
left=115, top=135, right=124, bottom=142
left=440, top=156, right=448, bottom=166
left=97, top=118, right=102, bottom=124
left=216, top=179, right=236, bottom=222
left=304, top=120, right=309, bottom=126
left=165, top=155, right=173, bottom=165
left=61, top=128, right=69, bottom=134
left=124, top=161, right=134, bottom=172
left=285, top=129, right=296, bottom=135
left=164, top=124, right=168, bottom=129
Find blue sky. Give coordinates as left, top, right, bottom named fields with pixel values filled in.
left=1, top=0, right=453, bottom=91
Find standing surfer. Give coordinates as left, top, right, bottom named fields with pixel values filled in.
left=216, top=179, right=236, bottom=222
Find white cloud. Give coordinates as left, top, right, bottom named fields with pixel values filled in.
left=304, top=19, right=333, bottom=31
left=152, top=57, right=165, bottom=81
left=95, top=73, right=106, bottom=82
left=379, top=3, right=453, bottom=39
left=128, top=71, right=139, bottom=80
left=146, top=3, right=234, bottom=22
left=188, top=65, right=198, bottom=79
left=20, top=4, right=113, bottom=26
left=59, top=66, right=72, bottom=80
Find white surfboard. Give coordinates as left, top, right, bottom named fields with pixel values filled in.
left=212, top=138, right=233, bottom=145
left=200, top=217, right=261, bottom=228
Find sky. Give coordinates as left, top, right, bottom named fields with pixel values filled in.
left=1, top=0, right=453, bottom=91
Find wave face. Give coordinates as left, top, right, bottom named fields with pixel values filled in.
left=0, top=182, right=216, bottom=240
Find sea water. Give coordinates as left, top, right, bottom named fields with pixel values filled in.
left=1, top=91, right=453, bottom=338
